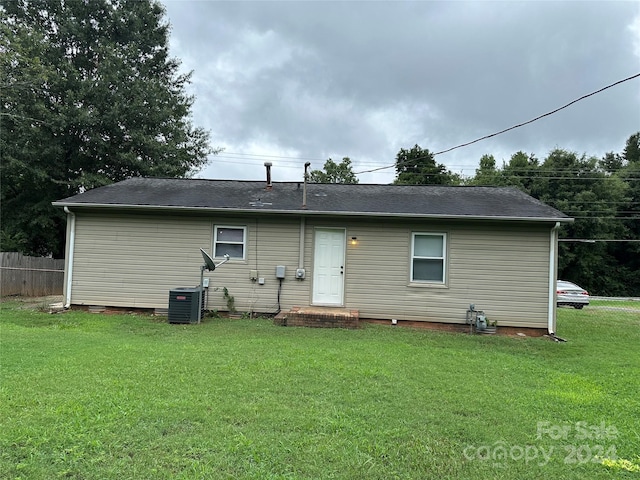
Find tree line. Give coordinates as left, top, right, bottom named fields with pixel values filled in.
left=311, top=134, right=639, bottom=296
left=468, top=135, right=639, bottom=297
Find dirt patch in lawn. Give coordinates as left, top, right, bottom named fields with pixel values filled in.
left=1, top=295, right=64, bottom=312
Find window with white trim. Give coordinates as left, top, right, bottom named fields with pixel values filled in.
left=214, top=226, right=246, bottom=259
left=411, top=233, right=446, bottom=283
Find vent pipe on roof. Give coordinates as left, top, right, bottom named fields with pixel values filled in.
left=264, top=162, right=272, bottom=190
left=302, top=162, right=311, bottom=209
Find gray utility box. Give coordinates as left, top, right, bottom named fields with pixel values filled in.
left=168, top=287, right=202, bottom=324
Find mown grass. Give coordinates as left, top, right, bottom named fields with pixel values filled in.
left=1, top=300, right=639, bottom=479
left=590, top=299, right=640, bottom=309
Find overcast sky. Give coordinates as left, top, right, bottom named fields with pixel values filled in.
left=161, top=1, right=640, bottom=184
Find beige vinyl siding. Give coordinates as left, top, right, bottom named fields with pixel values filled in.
left=70, top=211, right=552, bottom=328
left=70, top=212, right=309, bottom=312
left=71, top=213, right=212, bottom=308
left=204, top=216, right=308, bottom=314
left=335, top=218, right=551, bottom=328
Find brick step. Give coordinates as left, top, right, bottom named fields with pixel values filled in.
left=275, top=306, right=360, bottom=329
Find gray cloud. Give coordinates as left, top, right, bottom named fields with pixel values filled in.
left=163, top=0, right=640, bottom=183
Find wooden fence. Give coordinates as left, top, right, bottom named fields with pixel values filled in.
left=1, top=252, right=64, bottom=297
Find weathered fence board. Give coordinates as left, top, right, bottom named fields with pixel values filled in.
left=1, top=252, right=64, bottom=297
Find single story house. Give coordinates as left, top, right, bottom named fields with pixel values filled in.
left=53, top=175, right=572, bottom=333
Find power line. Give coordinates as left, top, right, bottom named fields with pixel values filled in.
left=432, top=72, right=640, bottom=156
left=221, top=152, right=326, bottom=162
left=559, top=239, right=640, bottom=243
left=210, top=149, right=637, bottom=174
left=208, top=155, right=640, bottom=178
left=557, top=208, right=640, bottom=212
left=210, top=157, right=306, bottom=169
left=464, top=176, right=640, bottom=181
left=549, top=201, right=640, bottom=205
left=208, top=158, right=640, bottom=181
left=354, top=72, right=640, bottom=175
left=568, top=216, right=640, bottom=219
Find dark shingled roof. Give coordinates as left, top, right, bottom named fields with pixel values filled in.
left=53, top=177, right=571, bottom=222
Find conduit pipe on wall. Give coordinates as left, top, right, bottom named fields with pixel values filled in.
left=63, top=207, right=76, bottom=308
left=547, top=222, right=560, bottom=334
left=299, top=216, right=305, bottom=269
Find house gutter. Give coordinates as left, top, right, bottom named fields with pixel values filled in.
left=547, top=222, right=561, bottom=334
left=51, top=202, right=573, bottom=224
left=63, top=207, right=76, bottom=308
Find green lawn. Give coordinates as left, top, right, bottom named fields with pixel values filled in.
left=1, top=301, right=639, bottom=479
left=590, top=299, right=640, bottom=308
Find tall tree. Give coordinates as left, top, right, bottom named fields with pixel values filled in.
left=501, top=151, right=539, bottom=193
left=309, top=157, right=359, bottom=184
left=531, top=149, right=628, bottom=295
left=468, top=154, right=506, bottom=186
left=0, top=0, right=212, bottom=257
left=393, top=145, right=460, bottom=185
left=599, top=151, right=624, bottom=174
left=609, top=132, right=640, bottom=293
left=623, top=132, right=640, bottom=165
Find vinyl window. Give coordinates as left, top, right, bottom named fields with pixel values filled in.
left=214, top=226, right=246, bottom=259
left=411, top=233, right=446, bottom=283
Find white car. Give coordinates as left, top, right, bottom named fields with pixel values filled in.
left=557, top=280, right=590, bottom=309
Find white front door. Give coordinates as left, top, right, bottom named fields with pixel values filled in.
left=312, top=228, right=345, bottom=305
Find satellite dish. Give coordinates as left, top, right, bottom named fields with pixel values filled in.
left=200, top=248, right=216, bottom=271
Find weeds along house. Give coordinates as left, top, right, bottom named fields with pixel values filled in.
left=53, top=175, right=572, bottom=332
